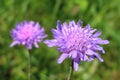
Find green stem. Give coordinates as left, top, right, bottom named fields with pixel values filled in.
left=28, top=50, right=31, bottom=80
left=67, top=60, right=73, bottom=80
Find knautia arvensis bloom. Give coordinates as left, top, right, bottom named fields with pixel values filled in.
left=44, top=20, right=109, bottom=71
left=10, top=20, right=47, bottom=49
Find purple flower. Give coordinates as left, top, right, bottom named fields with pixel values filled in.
left=44, top=20, right=109, bottom=71
left=10, top=20, right=47, bottom=49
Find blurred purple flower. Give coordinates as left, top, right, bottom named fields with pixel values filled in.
left=10, top=21, right=47, bottom=49
left=44, top=20, right=109, bottom=71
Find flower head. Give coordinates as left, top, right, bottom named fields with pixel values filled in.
left=10, top=20, right=47, bottom=49
left=44, top=20, right=109, bottom=71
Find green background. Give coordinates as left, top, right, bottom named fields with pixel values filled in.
left=0, top=0, right=120, bottom=80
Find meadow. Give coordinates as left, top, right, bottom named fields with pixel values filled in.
left=0, top=0, right=120, bottom=80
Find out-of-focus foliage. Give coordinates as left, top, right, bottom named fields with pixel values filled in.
left=0, top=0, right=120, bottom=80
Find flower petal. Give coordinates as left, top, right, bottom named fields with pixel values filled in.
left=83, top=55, right=89, bottom=61
left=10, top=41, right=20, bottom=47
left=86, top=49, right=103, bottom=62
left=73, top=58, right=80, bottom=71
left=93, top=45, right=105, bottom=53
left=73, top=61, right=79, bottom=71
left=44, top=39, right=58, bottom=47
left=57, top=53, right=68, bottom=64
left=93, top=31, right=101, bottom=37
left=57, top=20, right=61, bottom=31
left=34, top=42, right=39, bottom=48
left=98, top=40, right=109, bottom=44
left=26, top=44, right=32, bottom=50
left=86, top=49, right=95, bottom=55
left=94, top=53, right=104, bottom=62
left=69, top=50, right=77, bottom=59
left=95, top=38, right=109, bottom=44
left=77, top=19, right=83, bottom=27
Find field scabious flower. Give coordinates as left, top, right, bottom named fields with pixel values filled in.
left=44, top=20, right=109, bottom=71
left=10, top=21, right=47, bottom=49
